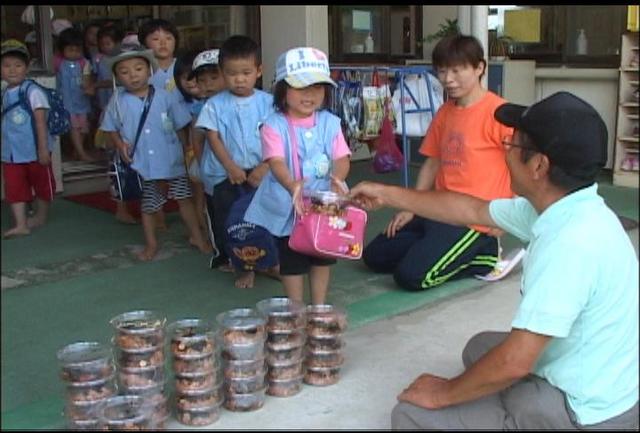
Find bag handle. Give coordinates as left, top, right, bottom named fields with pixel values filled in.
left=285, top=116, right=302, bottom=181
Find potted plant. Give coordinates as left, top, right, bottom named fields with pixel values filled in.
left=422, top=18, right=460, bottom=44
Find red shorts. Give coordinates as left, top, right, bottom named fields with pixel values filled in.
left=2, top=162, right=56, bottom=203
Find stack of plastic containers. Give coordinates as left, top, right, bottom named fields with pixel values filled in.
left=57, top=341, right=117, bottom=430
left=167, top=318, right=224, bottom=426
left=109, top=310, right=169, bottom=428
left=216, top=308, right=267, bottom=412
left=304, top=304, right=348, bottom=386
left=256, top=297, right=306, bottom=397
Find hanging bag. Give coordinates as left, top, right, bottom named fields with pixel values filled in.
left=372, top=103, right=404, bottom=173
left=107, top=86, right=155, bottom=201
left=286, top=120, right=367, bottom=260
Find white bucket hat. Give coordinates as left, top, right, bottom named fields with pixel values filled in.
left=274, top=47, right=336, bottom=89
left=188, top=49, right=220, bottom=79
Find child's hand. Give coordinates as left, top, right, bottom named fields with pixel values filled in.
left=118, top=142, right=133, bottom=164
left=83, top=81, right=96, bottom=96
left=330, top=175, right=349, bottom=196
left=247, top=163, right=269, bottom=188
left=228, top=164, right=247, bottom=185
left=38, top=149, right=51, bottom=166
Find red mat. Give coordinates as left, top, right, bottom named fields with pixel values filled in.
left=64, top=190, right=179, bottom=217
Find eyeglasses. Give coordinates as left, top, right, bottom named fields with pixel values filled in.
left=502, top=134, right=535, bottom=151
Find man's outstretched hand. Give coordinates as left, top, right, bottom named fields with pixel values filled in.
left=349, top=181, right=387, bottom=210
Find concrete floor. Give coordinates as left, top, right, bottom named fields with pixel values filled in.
left=164, top=228, right=638, bottom=430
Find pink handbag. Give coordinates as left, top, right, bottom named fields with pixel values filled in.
left=285, top=119, right=367, bottom=260
left=289, top=196, right=367, bottom=260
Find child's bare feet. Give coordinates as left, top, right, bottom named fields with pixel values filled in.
left=189, top=237, right=214, bottom=254
left=26, top=217, right=45, bottom=229
left=136, top=244, right=159, bottom=261
left=235, top=271, right=255, bottom=289
left=3, top=226, right=31, bottom=238
left=115, top=212, right=138, bottom=225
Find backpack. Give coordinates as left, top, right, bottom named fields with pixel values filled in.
left=1, top=79, right=71, bottom=136
left=225, top=189, right=279, bottom=272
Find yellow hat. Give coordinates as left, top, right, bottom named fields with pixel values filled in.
left=1, top=39, right=30, bottom=60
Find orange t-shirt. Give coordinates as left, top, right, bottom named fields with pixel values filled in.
left=419, top=91, right=514, bottom=233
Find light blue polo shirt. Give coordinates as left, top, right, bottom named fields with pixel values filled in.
left=489, top=183, right=639, bottom=425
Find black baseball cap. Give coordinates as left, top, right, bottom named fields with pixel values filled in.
left=495, top=91, right=607, bottom=180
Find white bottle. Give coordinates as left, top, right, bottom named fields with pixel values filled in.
left=576, top=29, right=588, bottom=55
left=365, top=33, right=374, bottom=53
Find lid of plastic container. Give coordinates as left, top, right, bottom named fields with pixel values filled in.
left=303, top=190, right=348, bottom=206
left=216, top=308, right=265, bottom=330
left=57, top=342, right=112, bottom=366
left=167, top=318, right=216, bottom=341
left=110, top=310, right=166, bottom=334
left=98, top=395, right=152, bottom=425
left=256, top=297, right=305, bottom=317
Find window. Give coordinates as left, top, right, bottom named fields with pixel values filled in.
left=489, top=5, right=627, bottom=67
left=329, top=6, right=422, bottom=63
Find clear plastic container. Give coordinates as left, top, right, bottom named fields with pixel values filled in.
left=117, top=365, right=165, bottom=389
left=224, top=371, right=266, bottom=394
left=120, top=381, right=168, bottom=428
left=267, top=357, right=304, bottom=380
left=175, top=384, right=224, bottom=410
left=110, top=310, right=166, bottom=350
left=223, top=386, right=266, bottom=412
left=66, top=418, right=101, bottom=431
left=57, top=341, right=115, bottom=383
left=65, top=375, right=117, bottom=403
left=217, top=308, right=266, bottom=345
left=256, top=297, right=306, bottom=332
left=306, top=304, right=348, bottom=337
left=265, top=344, right=304, bottom=364
left=114, top=345, right=164, bottom=369
left=172, top=353, right=218, bottom=375
left=176, top=401, right=223, bottom=426
left=266, top=329, right=306, bottom=349
left=221, top=338, right=266, bottom=361
left=305, top=348, right=344, bottom=368
left=223, top=357, right=266, bottom=378
left=304, top=190, right=349, bottom=216
left=167, top=318, right=217, bottom=358
left=97, top=395, right=153, bottom=430
left=306, top=335, right=345, bottom=351
left=64, top=399, right=106, bottom=422
left=267, top=374, right=304, bottom=397
left=175, top=370, right=221, bottom=393
left=304, top=365, right=342, bottom=386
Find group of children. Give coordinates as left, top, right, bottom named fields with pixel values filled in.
left=2, top=19, right=351, bottom=305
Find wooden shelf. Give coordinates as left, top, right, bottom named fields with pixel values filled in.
left=614, top=33, right=640, bottom=188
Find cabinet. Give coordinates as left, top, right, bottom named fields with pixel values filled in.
left=613, top=32, right=639, bottom=188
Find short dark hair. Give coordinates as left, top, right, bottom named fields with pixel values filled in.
left=219, top=35, right=260, bottom=67
left=97, top=25, right=124, bottom=46
left=173, top=49, right=199, bottom=102
left=432, top=34, right=486, bottom=80
left=57, top=28, right=84, bottom=53
left=517, top=131, right=595, bottom=192
left=1, top=51, right=28, bottom=66
left=272, top=80, right=332, bottom=113
left=138, top=19, right=179, bottom=50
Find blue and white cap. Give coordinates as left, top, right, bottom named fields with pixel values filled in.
left=274, top=47, right=336, bottom=88
left=189, top=49, right=220, bottom=79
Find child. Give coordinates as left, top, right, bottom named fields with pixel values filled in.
left=244, top=47, right=351, bottom=304
left=1, top=40, right=56, bottom=237
left=195, top=35, right=274, bottom=289
left=188, top=49, right=226, bottom=239
left=362, top=34, right=515, bottom=291
left=93, top=24, right=123, bottom=114
left=138, top=19, right=181, bottom=101
left=55, top=27, right=95, bottom=162
left=99, top=43, right=212, bottom=261
left=173, top=49, right=209, bottom=233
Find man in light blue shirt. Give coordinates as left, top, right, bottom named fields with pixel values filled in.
left=350, top=92, right=639, bottom=429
